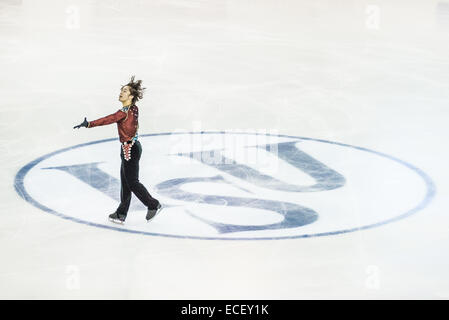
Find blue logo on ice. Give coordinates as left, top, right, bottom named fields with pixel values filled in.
left=14, top=132, right=435, bottom=240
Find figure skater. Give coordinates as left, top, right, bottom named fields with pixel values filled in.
left=74, top=76, right=162, bottom=224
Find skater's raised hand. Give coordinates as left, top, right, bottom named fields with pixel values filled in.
left=74, top=117, right=89, bottom=129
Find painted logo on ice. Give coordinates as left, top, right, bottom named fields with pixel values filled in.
left=14, top=132, right=435, bottom=240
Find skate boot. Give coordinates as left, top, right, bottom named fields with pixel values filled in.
left=109, top=212, right=126, bottom=224
left=146, top=203, right=162, bottom=222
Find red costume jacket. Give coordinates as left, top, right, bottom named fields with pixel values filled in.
left=88, top=105, right=139, bottom=143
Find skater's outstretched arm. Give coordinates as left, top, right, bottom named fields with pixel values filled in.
left=73, top=109, right=127, bottom=129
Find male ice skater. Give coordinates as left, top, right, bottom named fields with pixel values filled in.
left=73, top=76, right=162, bottom=224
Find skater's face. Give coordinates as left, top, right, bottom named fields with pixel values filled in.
left=119, top=86, right=134, bottom=104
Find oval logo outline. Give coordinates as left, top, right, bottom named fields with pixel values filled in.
left=14, top=131, right=436, bottom=240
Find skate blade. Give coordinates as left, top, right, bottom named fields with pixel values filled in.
left=109, top=218, right=124, bottom=225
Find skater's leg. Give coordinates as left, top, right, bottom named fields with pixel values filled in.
left=123, top=141, right=160, bottom=210
left=115, top=162, right=132, bottom=216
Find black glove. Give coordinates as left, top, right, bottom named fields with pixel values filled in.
left=74, top=117, right=89, bottom=129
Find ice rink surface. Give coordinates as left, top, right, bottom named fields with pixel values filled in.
left=1, top=0, right=449, bottom=299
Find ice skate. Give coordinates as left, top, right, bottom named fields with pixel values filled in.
left=146, top=203, right=162, bottom=222
left=109, top=212, right=126, bottom=224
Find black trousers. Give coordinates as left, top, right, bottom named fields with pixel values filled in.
left=115, top=140, right=159, bottom=216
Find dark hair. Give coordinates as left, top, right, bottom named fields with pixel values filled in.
left=124, top=76, right=146, bottom=104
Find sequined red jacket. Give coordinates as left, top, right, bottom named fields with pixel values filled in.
left=88, top=105, right=139, bottom=143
